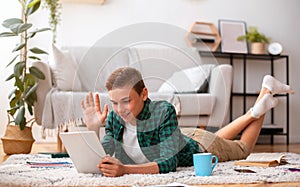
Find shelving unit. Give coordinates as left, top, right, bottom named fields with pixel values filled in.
left=199, top=51, right=290, bottom=145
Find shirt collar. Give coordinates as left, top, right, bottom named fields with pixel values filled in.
left=136, top=98, right=152, bottom=121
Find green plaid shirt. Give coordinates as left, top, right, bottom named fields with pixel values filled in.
left=102, top=98, right=201, bottom=173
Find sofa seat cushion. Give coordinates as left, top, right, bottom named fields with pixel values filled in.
left=176, top=93, right=214, bottom=116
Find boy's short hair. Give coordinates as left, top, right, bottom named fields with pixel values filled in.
left=105, top=67, right=146, bottom=94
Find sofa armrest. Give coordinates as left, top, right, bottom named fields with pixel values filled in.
left=32, top=61, right=53, bottom=125
left=208, top=64, right=233, bottom=128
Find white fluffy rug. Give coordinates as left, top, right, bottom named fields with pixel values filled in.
left=0, top=153, right=300, bottom=186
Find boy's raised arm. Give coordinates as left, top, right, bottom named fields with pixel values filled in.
left=81, top=92, right=108, bottom=135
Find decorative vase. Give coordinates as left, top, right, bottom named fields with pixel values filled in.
left=251, top=42, right=266, bottom=54
left=1, top=125, right=35, bottom=155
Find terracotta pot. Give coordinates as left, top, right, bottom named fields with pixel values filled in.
left=1, top=125, right=35, bottom=155
left=251, top=42, right=266, bottom=54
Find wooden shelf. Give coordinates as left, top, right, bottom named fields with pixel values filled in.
left=199, top=51, right=288, bottom=60
left=186, top=22, right=221, bottom=52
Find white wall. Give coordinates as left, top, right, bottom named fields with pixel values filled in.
left=1, top=0, right=299, bottom=143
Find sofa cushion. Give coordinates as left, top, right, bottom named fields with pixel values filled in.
left=48, top=44, right=82, bottom=91
left=158, top=64, right=216, bottom=93
left=75, top=47, right=130, bottom=92
left=176, top=93, right=214, bottom=115
left=127, top=45, right=203, bottom=92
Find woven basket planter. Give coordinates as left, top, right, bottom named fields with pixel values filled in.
left=1, top=125, right=35, bottom=155
left=251, top=42, right=266, bottom=54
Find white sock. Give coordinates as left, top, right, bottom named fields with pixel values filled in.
left=262, top=75, right=294, bottom=94
left=250, top=93, right=278, bottom=119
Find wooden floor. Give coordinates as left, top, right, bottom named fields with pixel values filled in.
left=0, top=143, right=300, bottom=187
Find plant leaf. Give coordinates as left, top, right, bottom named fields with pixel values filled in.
left=16, top=23, right=32, bottom=34
left=27, top=0, right=40, bottom=8
left=30, top=47, right=48, bottom=54
left=25, top=82, right=39, bottom=99
left=27, top=27, right=51, bottom=38
left=8, top=88, right=17, bottom=99
left=27, top=32, right=36, bottom=38
left=7, top=103, right=18, bottom=116
left=10, top=90, right=21, bottom=107
left=26, top=0, right=41, bottom=16
left=14, top=76, right=24, bottom=92
left=29, top=66, right=45, bottom=80
left=0, top=32, right=17, bottom=37
left=2, top=18, right=23, bottom=28
left=25, top=88, right=37, bottom=115
left=26, top=91, right=37, bottom=107
left=5, top=74, right=15, bottom=81
left=30, top=27, right=51, bottom=33
left=15, top=106, right=25, bottom=126
left=28, top=56, right=41, bottom=60
left=6, top=55, right=19, bottom=67
left=12, top=43, right=26, bottom=52
left=25, top=73, right=36, bottom=86
left=237, top=36, right=245, bottom=41
left=9, top=97, right=17, bottom=109
left=14, top=62, right=25, bottom=77
left=10, top=23, right=22, bottom=34
left=20, top=116, right=26, bottom=130
left=9, top=99, right=19, bottom=110
left=8, top=89, right=22, bottom=117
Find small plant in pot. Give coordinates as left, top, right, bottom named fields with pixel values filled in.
left=0, top=0, right=49, bottom=154
left=237, top=27, right=270, bottom=54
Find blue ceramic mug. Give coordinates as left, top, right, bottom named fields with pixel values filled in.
left=193, top=153, right=218, bottom=176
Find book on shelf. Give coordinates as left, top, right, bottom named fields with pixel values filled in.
left=191, top=34, right=216, bottom=43
left=234, top=153, right=288, bottom=167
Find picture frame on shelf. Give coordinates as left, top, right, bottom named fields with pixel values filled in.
left=186, top=21, right=221, bottom=52
left=218, top=19, right=248, bottom=53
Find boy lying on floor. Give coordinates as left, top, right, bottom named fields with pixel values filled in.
left=81, top=67, right=294, bottom=177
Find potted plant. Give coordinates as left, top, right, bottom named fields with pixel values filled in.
left=0, top=0, right=49, bottom=154
left=43, top=0, right=61, bottom=43
left=237, top=27, right=270, bottom=54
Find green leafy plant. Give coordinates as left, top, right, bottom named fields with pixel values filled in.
left=237, top=27, right=270, bottom=44
left=43, top=0, right=61, bottom=43
left=0, top=0, right=50, bottom=130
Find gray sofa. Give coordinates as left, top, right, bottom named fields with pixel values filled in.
left=33, top=45, right=233, bottom=133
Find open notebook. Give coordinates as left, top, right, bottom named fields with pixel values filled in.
left=59, top=131, right=106, bottom=173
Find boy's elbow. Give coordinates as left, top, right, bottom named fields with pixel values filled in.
left=156, top=159, right=178, bottom=173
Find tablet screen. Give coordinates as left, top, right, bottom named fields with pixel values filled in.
left=59, top=131, right=106, bottom=174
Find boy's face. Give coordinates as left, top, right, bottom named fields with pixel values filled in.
left=109, top=87, right=148, bottom=124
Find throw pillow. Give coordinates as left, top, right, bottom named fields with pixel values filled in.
left=158, top=64, right=216, bottom=93
left=48, top=44, right=82, bottom=91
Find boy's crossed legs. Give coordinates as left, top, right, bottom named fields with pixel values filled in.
left=184, top=75, right=293, bottom=162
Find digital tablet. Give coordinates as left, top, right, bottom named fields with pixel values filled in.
left=59, top=131, right=106, bottom=174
